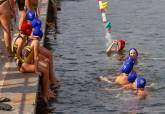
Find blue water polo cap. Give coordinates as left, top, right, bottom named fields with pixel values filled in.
left=32, top=26, right=43, bottom=39
left=120, top=62, right=133, bottom=74
left=124, top=56, right=135, bottom=65
left=129, top=48, right=138, bottom=57
left=135, top=77, right=146, bottom=88
left=32, top=18, right=42, bottom=28
left=128, top=71, right=137, bottom=83
left=26, top=10, right=35, bottom=21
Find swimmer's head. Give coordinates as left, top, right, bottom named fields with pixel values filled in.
left=128, top=71, right=137, bottom=83
left=129, top=48, right=138, bottom=58
left=135, top=77, right=146, bottom=89
left=120, top=61, right=134, bottom=74
left=118, top=40, right=125, bottom=51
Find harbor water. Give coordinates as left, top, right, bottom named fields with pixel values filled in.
left=44, top=0, right=165, bottom=113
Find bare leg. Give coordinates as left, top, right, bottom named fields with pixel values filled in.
left=20, top=61, right=55, bottom=104
left=39, top=47, right=59, bottom=85
left=0, top=12, right=12, bottom=56
left=38, top=60, right=56, bottom=101
left=20, top=63, right=35, bottom=73
left=37, top=63, right=49, bottom=104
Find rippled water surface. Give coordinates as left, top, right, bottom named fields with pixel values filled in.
left=45, top=0, right=165, bottom=113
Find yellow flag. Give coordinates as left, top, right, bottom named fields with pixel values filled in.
left=101, top=2, right=108, bottom=10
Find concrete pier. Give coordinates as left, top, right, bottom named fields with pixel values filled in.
left=0, top=0, right=57, bottom=113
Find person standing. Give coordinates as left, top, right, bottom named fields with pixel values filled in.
left=16, top=0, right=26, bottom=30
left=0, top=0, right=15, bottom=57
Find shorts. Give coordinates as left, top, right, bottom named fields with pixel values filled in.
left=16, top=0, right=25, bottom=11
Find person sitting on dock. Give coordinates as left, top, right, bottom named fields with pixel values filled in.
left=12, top=20, right=59, bottom=104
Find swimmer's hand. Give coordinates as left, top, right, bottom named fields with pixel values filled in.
left=138, top=90, right=148, bottom=99
left=99, top=76, right=114, bottom=84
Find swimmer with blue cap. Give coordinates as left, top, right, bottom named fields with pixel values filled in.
left=132, top=77, right=148, bottom=99
left=100, top=60, right=134, bottom=86
left=121, top=71, right=137, bottom=90
left=122, top=77, right=148, bottom=99
left=128, top=48, right=138, bottom=62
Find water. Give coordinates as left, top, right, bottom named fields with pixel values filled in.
left=44, top=0, right=165, bottom=113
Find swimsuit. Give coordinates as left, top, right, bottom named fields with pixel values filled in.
left=12, top=34, right=33, bottom=68
left=16, top=0, right=25, bottom=11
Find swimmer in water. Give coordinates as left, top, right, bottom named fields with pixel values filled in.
left=121, top=71, right=137, bottom=90
left=106, top=40, right=125, bottom=55
left=128, top=48, right=138, bottom=63
left=133, top=77, right=148, bottom=99
left=122, top=76, right=147, bottom=99
left=100, top=58, right=134, bottom=86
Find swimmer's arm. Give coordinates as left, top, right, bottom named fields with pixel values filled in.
left=120, top=84, right=131, bottom=90
left=138, top=91, right=148, bottom=100
left=132, top=90, right=148, bottom=99
left=106, top=40, right=118, bottom=54
left=99, top=76, right=115, bottom=84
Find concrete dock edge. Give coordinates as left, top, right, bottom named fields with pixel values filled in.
left=0, top=0, right=55, bottom=114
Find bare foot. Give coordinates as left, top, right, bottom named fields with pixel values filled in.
left=41, top=96, right=48, bottom=105
left=48, top=90, right=56, bottom=100
left=50, top=77, right=60, bottom=89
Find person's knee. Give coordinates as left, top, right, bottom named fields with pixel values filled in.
left=19, top=67, right=25, bottom=73
left=38, top=62, right=49, bottom=73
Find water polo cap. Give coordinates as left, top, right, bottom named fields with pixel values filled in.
left=135, top=77, right=146, bottom=88
left=128, top=71, right=137, bottom=83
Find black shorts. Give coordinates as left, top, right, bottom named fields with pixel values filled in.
left=16, top=0, right=25, bottom=11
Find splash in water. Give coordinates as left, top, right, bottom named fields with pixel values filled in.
left=105, top=31, right=113, bottom=47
